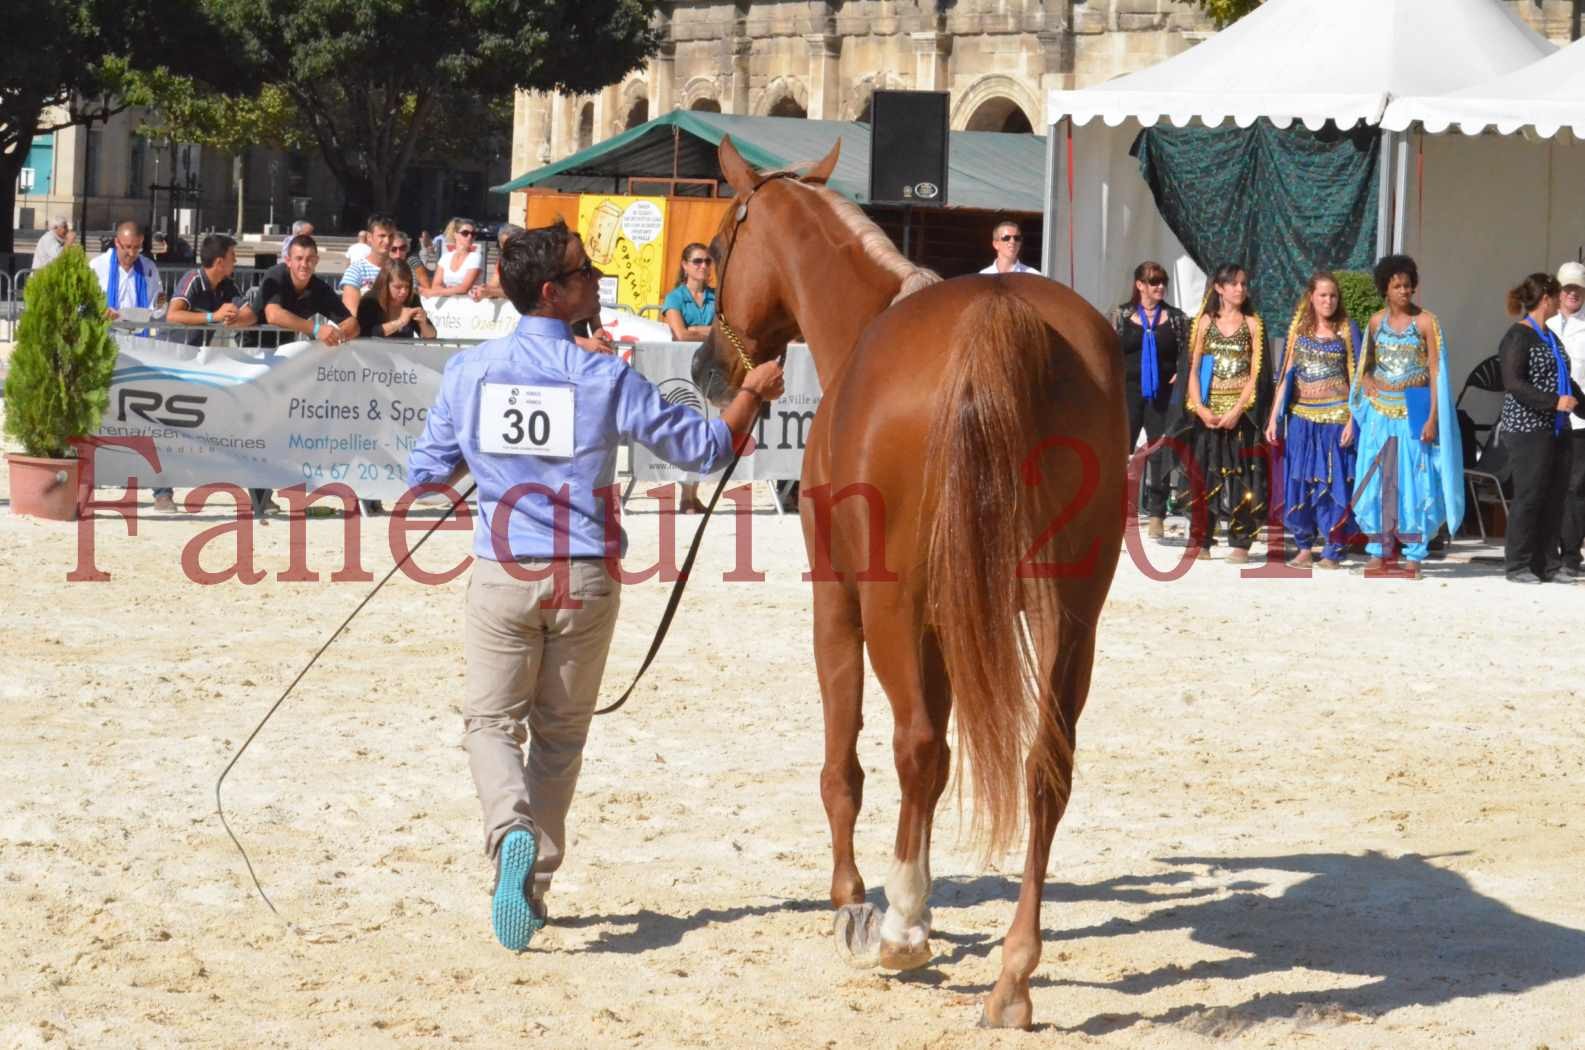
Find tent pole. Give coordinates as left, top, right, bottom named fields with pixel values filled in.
left=1041, top=117, right=1061, bottom=278
left=1376, top=130, right=1394, bottom=261
left=1392, top=134, right=1409, bottom=253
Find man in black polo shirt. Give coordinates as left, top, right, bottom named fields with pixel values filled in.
left=258, top=236, right=360, bottom=345
left=167, top=233, right=257, bottom=347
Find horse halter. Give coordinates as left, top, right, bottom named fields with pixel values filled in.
left=713, top=172, right=798, bottom=375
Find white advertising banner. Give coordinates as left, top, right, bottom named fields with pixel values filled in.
left=88, top=333, right=822, bottom=499
left=627, top=343, right=821, bottom=483
left=94, top=332, right=461, bottom=499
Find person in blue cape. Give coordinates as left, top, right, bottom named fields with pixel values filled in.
left=1266, top=272, right=1358, bottom=569
left=1349, top=255, right=1464, bottom=579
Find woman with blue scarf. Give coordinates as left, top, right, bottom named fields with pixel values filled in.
left=1498, top=272, right=1585, bottom=584
left=1265, top=272, right=1358, bottom=569
left=1112, top=261, right=1188, bottom=540
left=1349, top=255, right=1464, bottom=580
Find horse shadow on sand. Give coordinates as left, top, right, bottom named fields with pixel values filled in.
left=932, top=850, right=1585, bottom=1034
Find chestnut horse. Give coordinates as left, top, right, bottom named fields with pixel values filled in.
left=691, top=138, right=1125, bottom=1028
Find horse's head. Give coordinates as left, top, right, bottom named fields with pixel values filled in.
left=691, top=135, right=840, bottom=406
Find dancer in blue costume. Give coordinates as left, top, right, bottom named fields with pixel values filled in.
left=1266, top=272, right=1358, bottom=569
left=1349, top=255, right=1464, bottom=578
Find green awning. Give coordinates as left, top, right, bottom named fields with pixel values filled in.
left=493, top=109, right=1046, bottom=213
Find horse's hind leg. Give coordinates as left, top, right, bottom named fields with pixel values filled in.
left=867, top=613, right=952, bottom=972
left=981, top=616, right=1092, bottom=1030
left=813, top=581, right=875, bottom=963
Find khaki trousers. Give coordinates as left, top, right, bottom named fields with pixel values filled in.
left=463, top=556, right=621, bottom=899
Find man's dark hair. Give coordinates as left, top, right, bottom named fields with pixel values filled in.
left=366, top=212, right=397, bottom=234
left=501, top=220, right=574, bottom=314
left=1373, top=254, right=1419, bottom=295
left=200, top=233, right=236, bottom=268
left=288, top=235, right=319, bottom=257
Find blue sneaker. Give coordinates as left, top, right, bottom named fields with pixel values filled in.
left=491, top=829, right=545, bottom=951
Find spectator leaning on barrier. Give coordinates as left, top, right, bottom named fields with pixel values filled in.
left=430, top=217, right=482, bottom=298
left=406, top=219, right=784, bottom=953
left=168, top=233, right=275, bottom=517
left=280, top=220, right=314, bottom=263
left=32, top=216, right=74, bottom=269
left=340, top=214, right=396, bottom=315
left=357, top=260, right=435, bottom=340
left=92, top=220, right=173, bottom=510
left=91, top=221, right=166, bottom=320
left=167, top=233, right=257, bottom=346
left=258, top=236, right=359, bottom=346
left=979, top=220, right=1039, bottom=275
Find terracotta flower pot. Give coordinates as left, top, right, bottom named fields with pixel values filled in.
left=6, top=453, right=81, bottom=521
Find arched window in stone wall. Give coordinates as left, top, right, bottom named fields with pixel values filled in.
left=964, top=96, right=1034, bottom=134
left=768, top=96, right=807, bottom=118
left=625, top=99, right=650, bottom=130
left=577, top=103, right=594, bottom=150
left=691, top=97, right=722, bottom=113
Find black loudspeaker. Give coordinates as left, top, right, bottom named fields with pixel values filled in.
left=869, top=90, right=950, bottom=207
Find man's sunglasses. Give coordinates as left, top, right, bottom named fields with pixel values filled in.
left=997, top=234, right=1023, bottom=243
left=552, top=259, right=596, bottom=283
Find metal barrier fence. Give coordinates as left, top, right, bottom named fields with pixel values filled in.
left=3, top=265, right=284, bottom=342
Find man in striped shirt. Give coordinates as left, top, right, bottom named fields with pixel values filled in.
left=338, top=213, right=397, bottom=314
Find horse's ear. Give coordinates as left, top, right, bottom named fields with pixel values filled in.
left=802, top=139, right=841, bottom=186
left=718, top=136, right=760, bottom=198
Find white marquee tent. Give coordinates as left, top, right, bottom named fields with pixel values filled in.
left=1383, top=35, right=1585, bottom=138
left=1042, top=0, right=1576, bottom=382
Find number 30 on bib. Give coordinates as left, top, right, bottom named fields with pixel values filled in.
left=478, top=383, right=575, bottom=458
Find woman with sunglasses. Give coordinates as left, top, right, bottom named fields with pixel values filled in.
left=428, top=216, right=482, bottom=298
left=1113, top=261, right=1187, bottom=539
left=979, top=221, right=1038, bottom=275
left=663, top=242, right=718, bottom=512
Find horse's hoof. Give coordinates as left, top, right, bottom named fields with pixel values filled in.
left=879, top=938, right=933, bottom=971
left=833, top=903, right=882, bottom=968
left=978, top=996, right=1034, bottom=1030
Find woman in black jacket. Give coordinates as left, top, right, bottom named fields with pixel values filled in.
left=1499, top=272, right=1585, bottom=584
left=1112, top=261, right=1189, bottom=539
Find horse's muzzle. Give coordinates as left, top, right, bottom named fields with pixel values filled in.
left=691, top=340, right=733, bottom=407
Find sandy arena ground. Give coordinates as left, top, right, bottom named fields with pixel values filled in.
left=2, top=437, right=1584, bottom=1048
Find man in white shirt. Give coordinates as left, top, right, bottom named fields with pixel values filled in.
left=1548, top=261, right=1585, bottom=576
left=345, top=230, right=372, bottom=265
left=978, top=220, right=1039, bottom=275
left=32, top=216, right=74, bottom=269
left=91, top=221, right=174, bottom=511
left=90, top=221, right=165, bottom=320
left=279, top=219, right=314, bottom=263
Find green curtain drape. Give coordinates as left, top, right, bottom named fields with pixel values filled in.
left=1135, top=120, right=1381, bottom=329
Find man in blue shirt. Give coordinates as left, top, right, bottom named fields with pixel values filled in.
left=408, top=220, right=782, bottom=952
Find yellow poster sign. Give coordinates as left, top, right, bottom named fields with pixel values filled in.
left=576, top=195, right=668, bottom=313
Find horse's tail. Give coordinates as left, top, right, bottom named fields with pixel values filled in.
left=923, top=282, right=1073, bottom=860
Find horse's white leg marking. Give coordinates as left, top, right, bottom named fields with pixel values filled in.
left=880, top=848, right=931, bottom=949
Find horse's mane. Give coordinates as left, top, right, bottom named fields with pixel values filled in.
left=804, top=183, right=942, bottom=305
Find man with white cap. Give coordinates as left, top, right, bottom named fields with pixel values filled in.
left=1547, top=261, right=1585, bottom=576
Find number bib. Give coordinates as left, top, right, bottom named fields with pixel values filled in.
left=478, top=383, right=575, bottom=458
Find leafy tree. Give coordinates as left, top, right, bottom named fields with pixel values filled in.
left=3, top=247, right=117, bottom=458
left=1195, top=0, right=1264, bottom=27
left=205, top=0, right=664, bottom=224
left=0, top=0, right=237, bottom=252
